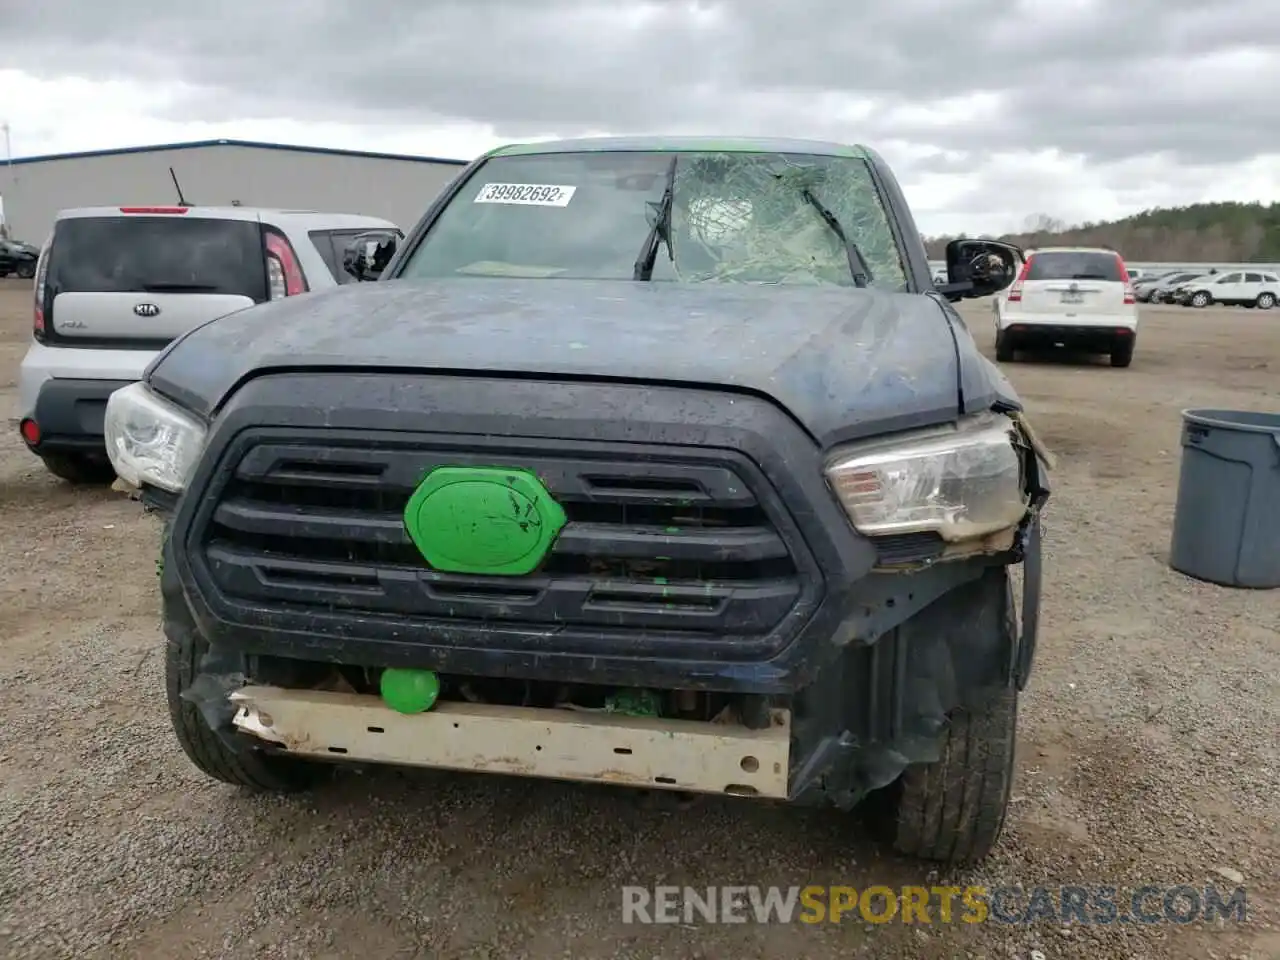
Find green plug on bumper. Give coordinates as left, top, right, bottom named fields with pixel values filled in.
left=380, top=668, right=440, bottom=714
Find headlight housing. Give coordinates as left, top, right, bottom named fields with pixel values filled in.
left=825, top=414, right=1028, bottom=540
left=104, top=382, right=207, bottom=493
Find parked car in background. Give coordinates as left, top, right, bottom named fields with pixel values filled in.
left=1167, top=275, right=1211, bottom=304
left=1131, top=271, right=1173, bottom=301
left=1137, top=271, right=1204, bottom=303
left=1175, top=271, right=1279, bottom=309
left=994, top=246, right=1138, bottom=367
left=16, top=205, right=401, bottom=484
left=0, top=238, right=40, bottom=278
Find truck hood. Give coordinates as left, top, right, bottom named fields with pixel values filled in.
left=147, top=278, right=1017, bottom=448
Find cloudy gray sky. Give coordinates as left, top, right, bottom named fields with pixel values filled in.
left=2, top=0, right=1278, bottom=234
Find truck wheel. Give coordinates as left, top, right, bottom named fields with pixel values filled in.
left=1110, top=339, right=1135, bottom=368
left=883, top=686, right=1019, bottom=864
left=40, top=452, right=117, bottom=485
left=165, top=616, right=318, bottom=792
left=995, top=332, right=1015, bottom=362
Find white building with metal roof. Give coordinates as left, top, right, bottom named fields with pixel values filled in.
left=0, top=138, right=470, bottom=244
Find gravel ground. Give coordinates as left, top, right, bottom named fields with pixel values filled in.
left=1, top=278, right=1277, bottom=960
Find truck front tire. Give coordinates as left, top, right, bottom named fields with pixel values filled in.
left=165, top=617, right=319, bottom=793
left=881, top=685, right=1019, bottom=864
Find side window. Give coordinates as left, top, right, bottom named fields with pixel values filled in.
left=1217, top=273, right=1242, bottom=284
left=1244, top=273, right=1263, bottom=283
left=308, top=230, right=368, bottom=284
left=307, top=230, right=342, bottom=282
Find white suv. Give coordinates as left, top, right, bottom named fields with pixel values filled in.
left=994, top=246, right=1138, bottom=368
left=16, top=205, right=401, bottom=483
left=1175, top=271, right=1279, bottom=310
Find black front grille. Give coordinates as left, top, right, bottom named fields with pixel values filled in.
left=193, top=436, right=813, bottom=639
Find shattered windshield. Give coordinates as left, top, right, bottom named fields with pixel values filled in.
left=399, top=150, right=908, bottom=289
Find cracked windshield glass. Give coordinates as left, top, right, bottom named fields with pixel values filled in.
left=399, top=150, right=908, bottom=288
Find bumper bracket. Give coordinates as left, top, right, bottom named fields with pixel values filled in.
left=230, top=685, right=792, bottom=799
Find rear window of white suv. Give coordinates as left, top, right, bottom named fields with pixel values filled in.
left=1026, top=251, right=1124, bottom=282
left=48, top=215, right=267, bottom=300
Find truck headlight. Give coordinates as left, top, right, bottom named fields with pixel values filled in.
left=825, top=414, right=1028, bottom=540
left=103, top=382, right=207, bottom=493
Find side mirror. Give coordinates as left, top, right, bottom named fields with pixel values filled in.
left=342, top=230, right=400, bottom=282
left=937, top=239, right=1024, bottom=302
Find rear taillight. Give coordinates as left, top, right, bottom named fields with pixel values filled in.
left=119, top=206, right=189, bottom=214
left=1007, top=257, right=1033, bottom=302
left=19, top=418, right=41, bottom=446
left=32, top=235, right=51, bottom=340
left=1115, top=255, right=1136, bottom=304
left=264, top=230, right=308, bottom=300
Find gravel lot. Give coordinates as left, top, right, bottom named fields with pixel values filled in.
left=1, top=277, right=1277, bottom=960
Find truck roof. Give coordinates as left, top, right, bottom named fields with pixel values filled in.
left=487, top=135, right=872, bottom=160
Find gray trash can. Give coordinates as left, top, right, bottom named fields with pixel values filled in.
left=1169, top=409, right=1280, bottom=588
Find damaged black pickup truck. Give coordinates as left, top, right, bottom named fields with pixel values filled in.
left=105, top=136, right=1049, bottom=864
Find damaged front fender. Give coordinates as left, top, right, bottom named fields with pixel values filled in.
left=1009, top=410, right=1052, bottom=690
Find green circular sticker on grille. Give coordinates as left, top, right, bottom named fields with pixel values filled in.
left=403, top=466, right=567, bottom=575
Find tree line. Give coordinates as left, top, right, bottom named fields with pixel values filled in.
left=923, top=202, right=1280, bottom=262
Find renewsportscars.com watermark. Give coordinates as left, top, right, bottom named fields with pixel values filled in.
left=621, top=885, right=1248, bottom=926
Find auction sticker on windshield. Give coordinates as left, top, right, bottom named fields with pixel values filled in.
left=474, top=183, right=577, bottom=206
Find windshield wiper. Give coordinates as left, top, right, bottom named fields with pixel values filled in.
left=633, top=156, right=678, bottom=281
left=801, top=189, right=871, bottom=288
